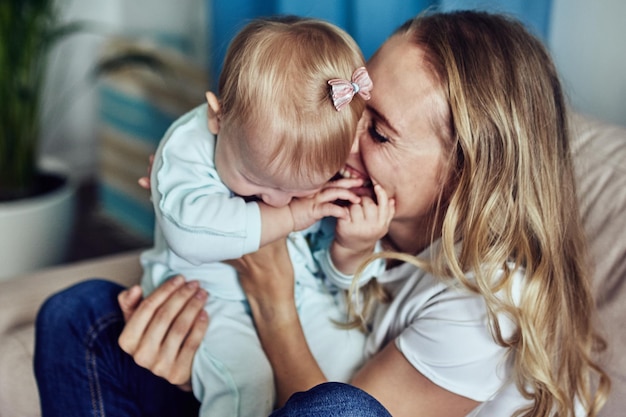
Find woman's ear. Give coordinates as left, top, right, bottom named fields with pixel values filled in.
left=205, top=91, right=221, bottom=134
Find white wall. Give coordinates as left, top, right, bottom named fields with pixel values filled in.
left=549, top=0, right=626, bottom=127
left=41, top=0, right=207, bottom=181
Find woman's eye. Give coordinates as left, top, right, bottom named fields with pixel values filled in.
left=368, top=123, right=389, bottom=143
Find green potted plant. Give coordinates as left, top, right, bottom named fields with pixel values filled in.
left=0, top=0, right=85, bottom=200
left=0, top=0, right=85, bottom=279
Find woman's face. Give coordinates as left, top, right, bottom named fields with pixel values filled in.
left=344, top=34, right=451, bottom=230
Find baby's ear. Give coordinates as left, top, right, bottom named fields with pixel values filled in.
left=205, top=91, right=221, bottom=134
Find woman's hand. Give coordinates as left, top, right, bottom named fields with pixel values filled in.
left=117, top=276, right=210, bottom=390
left=225, top=239, right=296, bottom=321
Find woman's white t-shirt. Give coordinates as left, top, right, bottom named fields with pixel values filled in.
left=365, top=255, right=533, bottom=416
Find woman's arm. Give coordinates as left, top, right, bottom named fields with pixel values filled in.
left=229, top=240, right=480, bottom=416
left=226, top=239, right=327, bottom=403
left=352, top=342, right=480, bottom=416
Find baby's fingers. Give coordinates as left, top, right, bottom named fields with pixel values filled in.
left=317, top=202, right=351, bottom=220
left=318, top=187, right=361, bottom=205
left=373, top=183, right=388, bottom=204
left=374, top=184, right=395, bottom=224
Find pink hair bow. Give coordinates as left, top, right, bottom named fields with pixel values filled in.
left=328, top=66, right=373, bottom=111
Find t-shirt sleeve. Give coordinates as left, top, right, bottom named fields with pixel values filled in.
left=395, top=287, right=513, bottom=402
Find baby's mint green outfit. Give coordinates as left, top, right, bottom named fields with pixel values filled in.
left=141, top=104, right=384, bottom=417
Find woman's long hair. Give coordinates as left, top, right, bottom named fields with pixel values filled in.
left=355, top=10, right=610, bottom=416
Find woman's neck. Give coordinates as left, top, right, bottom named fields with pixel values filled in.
left=385, top=219, right=436, bottom=256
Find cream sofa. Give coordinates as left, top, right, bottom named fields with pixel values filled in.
left=1, top=113, right=625, bottom=417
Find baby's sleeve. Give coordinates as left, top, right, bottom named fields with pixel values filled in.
left=316, top=241, right=385, bottom=290
left=153, top=125, right=261, bottom=264
left=310, top=218, right=385, bottom=290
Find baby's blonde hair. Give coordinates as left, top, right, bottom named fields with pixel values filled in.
left=218, top=16, right=366, bottom=183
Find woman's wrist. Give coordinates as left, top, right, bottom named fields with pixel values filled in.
left=247, top=293, right=299, bottom=329
left=247, top=293, right=327, bottom=406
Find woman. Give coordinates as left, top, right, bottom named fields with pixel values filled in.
left=227, top=11, right=611, bottom=416
left=35, top=10, right=609, bottom=417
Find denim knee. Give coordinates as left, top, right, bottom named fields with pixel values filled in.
left=36, top=279, right=125, bottom=339
left=271, top=382, right=392, bottom=417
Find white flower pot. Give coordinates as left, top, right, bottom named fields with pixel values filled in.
left=0, top=159, right=77, bottom=281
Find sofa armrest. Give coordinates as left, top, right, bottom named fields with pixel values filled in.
left=0, top=250, right=143, bottom=417
left=570, top=112, right=626, bottom=417
left=0, top=250, right=143, bottom=336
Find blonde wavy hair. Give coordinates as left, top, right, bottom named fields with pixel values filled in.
left=217, top=15, right=366, bottom=182
left=352, top=10, right=610, bottom=417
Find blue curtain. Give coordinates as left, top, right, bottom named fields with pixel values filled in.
left=208, top=0, right=553, bottom=89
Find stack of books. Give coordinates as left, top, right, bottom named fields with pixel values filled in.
left=96, top=36, right=208, bottom=238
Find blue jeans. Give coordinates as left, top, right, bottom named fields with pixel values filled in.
left=270, top=383, right=392, bottom=417
left=34, top=279, right=391, bottom=417
left=34, top=279, right=200, bottom=417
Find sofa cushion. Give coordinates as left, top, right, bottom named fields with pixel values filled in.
left=570, top=112, right=626, bottom=417
left=0, top=325, right=38, bottom=416
left=571, top=113, right=626, bottom=301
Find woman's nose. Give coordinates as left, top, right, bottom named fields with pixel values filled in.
left=346, top=135, right=362, bottom=167
left=350, top=135, right=360, bottom=154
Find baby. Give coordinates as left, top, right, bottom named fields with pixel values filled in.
left=140, top=15, right=392, bottom=417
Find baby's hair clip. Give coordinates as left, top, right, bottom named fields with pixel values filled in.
left=328, top=67, right=373, bottom=111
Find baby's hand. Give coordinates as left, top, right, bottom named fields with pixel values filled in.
left=138, top=154, right=155, bottom=190
left=334, top=184, right=395, bottom=255
left=288, top=180, right=361, bottom=231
